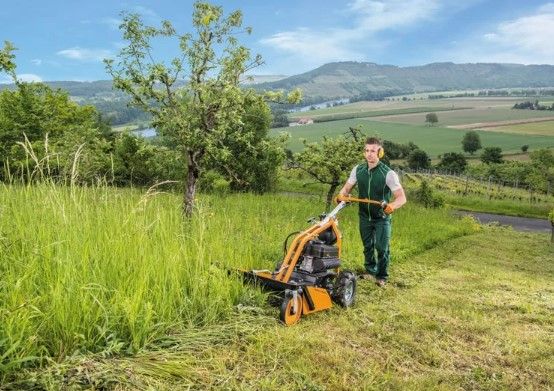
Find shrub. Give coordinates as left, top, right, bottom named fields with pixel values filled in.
left=412, top=180, right=444, bottom=208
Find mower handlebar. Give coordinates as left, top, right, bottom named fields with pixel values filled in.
left=335, top=195, right=384, bottom=206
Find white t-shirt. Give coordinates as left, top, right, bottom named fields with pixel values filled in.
left=347, top=165, right=402, bottom=192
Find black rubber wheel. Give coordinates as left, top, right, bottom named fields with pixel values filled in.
left=279, top=292, right=303, bottom=326
left=332, top=270, right=357, bottom=307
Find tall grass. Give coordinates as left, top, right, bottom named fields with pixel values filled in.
left=0, top=182, right=479, bottom=379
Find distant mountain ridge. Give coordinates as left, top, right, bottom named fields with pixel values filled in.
left=2, top=61, right=554, bottom=103
left=255, top=61, right=554, bottom=101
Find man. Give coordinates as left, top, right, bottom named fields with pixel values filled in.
left=337, top=137, right=407, bottom=287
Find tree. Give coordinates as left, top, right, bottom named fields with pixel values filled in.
left=528, top=149, right=554, bottom=194
left=481, top=147, right=503, bottom=164
left=1, top=43, right=113, bottom=182
left=105, top=2, right=299, bottom=216
left=462, top=131, right=482, bottom=155
left=425, top=112, right=438, bottom=126
left=436, top=152, right=467, bottom=174
left=521, top=144, right=529, bottom=153
left=407, top=149, right=431, bottom=170
left=294, top=127, right=365, bottom=211
left=214, top=93, right=288, bottom=193
left=0, top=41, right=17, bottom=83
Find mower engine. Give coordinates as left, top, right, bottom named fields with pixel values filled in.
left=298, top=240, right=340, bottom=274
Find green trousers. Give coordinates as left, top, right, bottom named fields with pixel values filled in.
left=359, top=218, right=391, bottom=281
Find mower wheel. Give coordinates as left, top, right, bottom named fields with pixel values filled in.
left=279, top=292, right=303, bottom=326
left=332, top=270, right=357, bottom=307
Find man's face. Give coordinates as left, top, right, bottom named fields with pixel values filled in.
left=364, top=143, right=381, bottom=165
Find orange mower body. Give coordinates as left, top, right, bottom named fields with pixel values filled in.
left=242, top=196, right=383, bottom=325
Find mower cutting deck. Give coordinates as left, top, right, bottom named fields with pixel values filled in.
left=241, top=196, right=383, bottom=325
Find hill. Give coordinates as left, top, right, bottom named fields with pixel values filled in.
left=257, top=61, right=554, bottom=101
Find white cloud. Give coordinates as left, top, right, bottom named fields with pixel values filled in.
left=260, top=0, right=444, bottom=69
left=18, top=74, right=43, bottom=83
left=100, top=17, right=122, bottom=30
left=348, top=0, right=440, bottom=33
left=57, top=47, right=113, bottom=62
left=448, top=3, right=554, bottom=64
left=260, top=28, right=363, bottom=65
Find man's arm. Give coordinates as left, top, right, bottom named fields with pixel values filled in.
left=389, top=187, right=407, bottom=210
left=338, top=181, right=355, bottom=197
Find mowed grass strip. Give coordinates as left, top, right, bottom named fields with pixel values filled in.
left=19, top=229, right=553, bottom=390
left=272, top=118, right=554, bottom=155
left=479, top=119, right=554, bottom=136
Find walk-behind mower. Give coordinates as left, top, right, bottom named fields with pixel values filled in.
left=241, top=196, right=384, bottom=325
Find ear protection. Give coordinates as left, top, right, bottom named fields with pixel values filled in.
left=378, top=146, right=385, bottom=159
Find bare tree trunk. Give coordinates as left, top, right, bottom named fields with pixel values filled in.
left=326, top=182, right=339, bottom=212
left=183, top=152, right=200, bottom=217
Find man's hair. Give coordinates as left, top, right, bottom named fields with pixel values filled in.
left=365, top=137, right=382, bottom=146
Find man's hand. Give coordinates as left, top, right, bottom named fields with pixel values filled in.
left=335, top=193, right=349, bottom=203
left=382, top=201, right=394, bottom=215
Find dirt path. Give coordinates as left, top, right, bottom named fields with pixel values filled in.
left=448, top=116, right=554, bottom=130
left=455, top=210, right=551, bottom=232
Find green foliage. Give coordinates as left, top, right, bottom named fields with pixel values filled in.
left=521, top=144, right=529, bottom=153
left=112, top=132, right=181, bottom=186
left=462, top=131, right=482, bottom=155
left=106, top=2, right=278, bottom=215
left=436, top=152, right=467, bottom=173
left=213, top=93, right=288, bottom=193
left=411, top=179, right=444, bottom=208
left=407, top=149, right=431, bottom=170
left=481, top=146, right=503, bottom=164
left=0, top=81, right=114, bottom=182
left=294, top=127, right=365, bottom=209
left=382, top=140, right=419, bottom=159
left=425, top=112, right=438, bottom=126
left=0, top=41, right=17, bottom=83
left=270, top=108, right=290, bottom=128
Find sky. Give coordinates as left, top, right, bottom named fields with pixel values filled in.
left=1, top=0, right=554, bottom=83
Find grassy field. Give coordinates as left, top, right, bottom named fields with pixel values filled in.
left=373, top=107, right=554, bottom=127
left=9, top=228, right=553, bottom=390
left=272, top=118, right=554, bottom=155
left=479, top=120, right=554, bottom=136
left=402, top=173, right=554, bottom=218
left=289, top=106, right=470, bottom=123
left=0, top=183, right=480, bottom=383
left=289, top=97, right=529, bottom=119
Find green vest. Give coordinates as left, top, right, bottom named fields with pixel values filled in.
left=356, top=161, right=393, bottom=220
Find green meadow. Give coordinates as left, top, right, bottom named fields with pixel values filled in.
left=485, top=120, right=554, bottom=136
left=272, top=118, right=554, bottom=155
left=373, top=106, right=554, bottom=126
left=0, top=183, right=479, bottom=383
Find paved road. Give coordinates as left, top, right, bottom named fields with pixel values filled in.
left=456, top=211, right=551, bottom=233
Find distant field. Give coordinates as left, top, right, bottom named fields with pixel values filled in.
left=477, top=119, right=554, bottom=136
left=289, top=97, right=525, bottom=119
left=271, top=118, right=554, bottom=156
left=372, top=106, right=554, bottom=127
